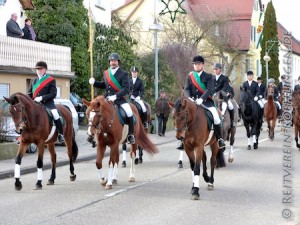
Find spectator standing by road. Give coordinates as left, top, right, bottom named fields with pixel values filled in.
left=155, top=90, right=170, bottom=136
left=22, top=18, right=36, bottom=41
left=6, top=13, right=23, bottom=38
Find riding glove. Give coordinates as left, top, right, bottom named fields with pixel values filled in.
left=195, top=98, right=203, bottom=105
left=188, top=97, right=194, bottom=102
left=107, top=95, right=117, bottom=102
left=254, top=96, right=258, bottom=101
left=34, top=96, right=42, bottom=103
left=89, top=77, right=95, bottom=85
left=135, top=96, right=141, bottom=101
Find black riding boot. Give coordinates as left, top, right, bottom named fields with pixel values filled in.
left=54, top=119, right=65, bottom=143
left=229, top=109, right=235, bottom=128
left=142, top=111, right=148, bottom=129
left=214, top=124, right=225, bottom=149
left=127, top=116, right=135, bottom=144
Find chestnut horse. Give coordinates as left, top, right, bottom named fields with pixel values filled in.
left=4, top=92, right=78, bottom=191
left=169, top=96, right=219, bottom=200
left=213, top=92, right=239, bottom=163
left=82, top=96, right=158, bottom=189
left=122, top=100, right=152, bottom=165
left=264, top=85, right=278, bottom=140
left=292, top=91, right=300, bottom=149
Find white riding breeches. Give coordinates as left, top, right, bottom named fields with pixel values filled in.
left=202, top=105, right=221, bottom=125
left=51, top=109, right=59, bottom=120
left=228, top=99, right=234, bottom=110
left=121, top=103, right=133, bottom=117
left=221, top=102, right=227, bottom=115
left=257, top=99, right=264, bottom=108
left=135, top=99, right=146, bottom=112
left=275, top=101, right=281, bottom=110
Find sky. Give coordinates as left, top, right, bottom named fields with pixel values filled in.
left=112, top=0, right=300, bottom=40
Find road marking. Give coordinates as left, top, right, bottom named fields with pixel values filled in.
left=258, top=138, right=269, bottom=143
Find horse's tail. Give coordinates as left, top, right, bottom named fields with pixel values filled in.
left=136, top=122, right=159, bottom=155
left=71, top=134, right=78, bottom=162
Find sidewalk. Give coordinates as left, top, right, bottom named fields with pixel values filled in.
left=0, top=129, right=178, bottom=180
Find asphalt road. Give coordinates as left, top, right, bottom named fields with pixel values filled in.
left=0, top=124, right=299, bottom=225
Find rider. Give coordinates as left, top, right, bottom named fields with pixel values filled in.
left=184, top=55, right=225, bottom=149
left=264, top=78, right=281, bottom=114
left=28, top=61, right=65, bottom=143
left=213, top=62, right=235, bottom=128
left=257, top=77, right=266, bottom=100
left=277, top=75, right=286, bottom=95
left=294, top=76, right=300, bottom=92
left=89, top=53, right=136, bottom=144
left=129, top=66, right=148, bottom=129
left=242, top=71, right=264, bottom=113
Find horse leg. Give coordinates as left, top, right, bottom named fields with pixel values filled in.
left=35, top=143, right=45, bottom=190
left=122, top=143, right=127, bottom=168
left=138, top=146, right=143, bottom=164
left=245, top=123, right=251, bottom=150
left=295, top=127, right=300, bottom=149
left=228, top=129, right=235, bottom=163
left=202, top=151, right=209, bottom=182
left=178, top=150, right=184, bottom=168
left=208, top=142, right=218, bottom=190
left=64, top=129, right=77, bottom=181
left=96, top=144, right=107, bottom=187
left=106, top=142, right=119, bottom=189
left=14, top=143, right=28, bottom=191
left=252, top=123, right=258, bottom=150
left=47, top=143, right=56, bottom=185
left=129, top=143, right=138, bottom=182
left=191, top=146, right=204, bottom=200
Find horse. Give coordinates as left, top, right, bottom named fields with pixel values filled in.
left=82, top=96, right=158, bottom=189
left=213, top=91, right=239, bottom=163
left=264, top=85, right=278, bottom=140
left=169, top=96, right=220, bottom=200
left=239, top=88, right=263, bottom=150
left=122, top=100, right=152, bottom=165
left=4, top=92, right=78, bottom=191
left=292, top=91, right=300, bottom=149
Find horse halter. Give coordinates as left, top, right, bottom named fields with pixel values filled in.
left=174, top=108, right=190, bottom=132
left=11, top=102, right=27, bottom=131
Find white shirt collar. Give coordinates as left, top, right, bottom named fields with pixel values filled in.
left=110, top=67, right=119, bottom=75
left=196, top=71, right=203, bottom=76
left=248, top=80, right=252, bottom=85
left=215, top=74, right=221, bottom=81
left=132, top=77, right=137, bottom=84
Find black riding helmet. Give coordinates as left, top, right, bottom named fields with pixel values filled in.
left=35, top=61, right=48, bottom=69
left=108, top=53, right=121, bottom=62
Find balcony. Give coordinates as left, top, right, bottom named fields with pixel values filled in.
left=0, top=35, right=72, bottom=75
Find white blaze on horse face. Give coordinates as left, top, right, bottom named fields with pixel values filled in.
left=87, top=111, right=96, bottom=135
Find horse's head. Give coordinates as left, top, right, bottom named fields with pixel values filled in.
left=4, top=94, right=27, bottom=134
left=212, top=91, right=225, bottom=110
left=170, top=96, right=196, bottom=140
left=267, top=84, right=275, bottom=99
left=239, top=88, right=252, bottom=105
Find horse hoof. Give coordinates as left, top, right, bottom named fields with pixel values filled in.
left=207, top=183, right=214, bottom=190
left=247, top=145, right=251, bottom=150
left=128, top=177, right=135, bottom=182
left=228, top=157, right=234, bottom=163
left=47, top=180, right=55, bottom=185
left=70, top=174, right=76, bottom=181
left=100, top=178, right=107, bottom=186
left=122, top=161, right=126, bottom=168
left=254, top=144, right=258, bottom=149
left=191, top=194, right=200, bottom=200
left=112, top=179, right=118, bottom=185
left=15, top=184, right=22, bottom=191
left=138, top=158, right=143, bottom=164
left=178, top=160, right=183, bottom=168
left=105, top=184, right=112, bottom=190
left=34, top=185, right=42, bottom=190
left=134, top=158, right=139, bottom=165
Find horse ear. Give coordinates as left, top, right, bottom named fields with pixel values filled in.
left=4, top=96, right=10, bottom=104
left=82, top=98, right=90, bottom=107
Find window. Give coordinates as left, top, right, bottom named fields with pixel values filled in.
left=0, top=83, right=9, bottom=100
left=245, top=59, right=251, bottom=73
left=56, top=86, right=61, bottom=98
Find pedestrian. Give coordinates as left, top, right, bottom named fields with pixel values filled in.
left=183, top=55, right=225, bottom=149
left=129, top=66, right=148, bottom=128
left=213, top=62, right=235, bottom=127
left=89, top=53, right=136, bottom=144
left=6, top=13, right=23, bottom=38
left=155, top=90, right=170, bottom=136
left=28, top=61, right=65, bottom=143
left=294, top=76, right=300, bottom=92
left=22, top=18, right=36, bottom=41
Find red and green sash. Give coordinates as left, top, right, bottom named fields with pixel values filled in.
left=32, top=74, right=54, bottom=99
left=189, top=71, right=212, bottom=100
left=104, top=69, right=129, bottom=101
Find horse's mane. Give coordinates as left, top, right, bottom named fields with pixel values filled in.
left=9, top=92, right=33, bottom=105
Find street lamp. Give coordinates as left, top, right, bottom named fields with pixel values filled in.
left=149, top=22, right=164, bottom=134
left=263, top=52, right=271, bottom=84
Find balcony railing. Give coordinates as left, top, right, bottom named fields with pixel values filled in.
left=0, top=35, right=72, bottom=72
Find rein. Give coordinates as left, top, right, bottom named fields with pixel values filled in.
left=12, top=102, right=27, bottom=127
left=174, top=109, right=191, bottom=132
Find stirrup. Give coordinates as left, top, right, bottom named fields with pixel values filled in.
left=58, top=134, right=65, bottom=143
left=176, top=141, right=184, bottom=150
left=231, top=122, right=236, bottom=128
left=143, top=122, right=149, bottom=129
left=218, top=138, right=225, bottom=149
left=127, top=134, right=135, bottom=144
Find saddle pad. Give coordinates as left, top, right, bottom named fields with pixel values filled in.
left=203, top=108, right=213, bottom=131
left=116, top=106, right=137, bottom=125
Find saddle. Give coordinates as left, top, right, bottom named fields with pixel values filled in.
left=116, top=106, right=137, bottom=125
left=202, top=107, right=214, bottom=131
left=132, top=100, right=143, bottom=117
left=44, top=107, right=64, bottom=126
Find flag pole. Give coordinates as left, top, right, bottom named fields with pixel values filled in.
left=88, top=1, right=94, bottom=100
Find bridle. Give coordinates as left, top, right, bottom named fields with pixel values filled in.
left=11, top=102, right=27, bottom=129
left=174, top=108, right=190, bottom=132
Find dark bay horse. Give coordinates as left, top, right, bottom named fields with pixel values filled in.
left=264, top=85, right=278, bottom=140
left=4, top=92, right=78, bottom=191
left=169, top=96, right=220, bottom=200
left=292, top=91, right=300, bottom=149
left=239, top=88, right=263, bottom=150
left=82, top=96, right=158, bottom=189
left=122, top=100, right=152, bottom=165
left=213, top=92, right=239, bottom=163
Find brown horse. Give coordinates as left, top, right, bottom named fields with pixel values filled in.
left=213, top=92, right=239, bottom=163
left=169, top=96, right=219, bottom=200
left=82, top=96, right=158, bottom=189
left=292, top=91, right=300, bottom=149
left=4, top=92, right=78, bottom=191
left=264, top=85, right=278, bottom=140
left=122, top=100, right=152, bottom=166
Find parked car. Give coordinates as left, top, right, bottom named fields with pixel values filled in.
left=70, top=92, right=86, bottom=123
left=0, top=98, right=79, bottom=152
